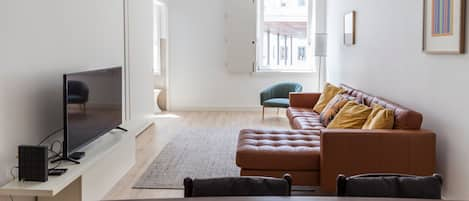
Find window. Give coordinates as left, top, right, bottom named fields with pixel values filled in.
left=257, top=0, right=314, bottom=72
left=280, top=0, right=287, bottom=7
left=298, top=47, right=306, bottom=61
left=297, top=0, right=305, bottom=7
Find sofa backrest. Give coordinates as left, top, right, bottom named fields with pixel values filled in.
left=340, top=84, right=423, bottom=130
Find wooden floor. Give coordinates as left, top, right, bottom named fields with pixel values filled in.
left=104, top=110, right=290, bottom=200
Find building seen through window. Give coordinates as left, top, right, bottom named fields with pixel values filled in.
left=258, top=0, right=313, bottom=72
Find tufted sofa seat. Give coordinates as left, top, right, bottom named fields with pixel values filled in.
left=286, top=107, right=318, bottom=119
left=236, top=129, right=321, bottom=186
left=292, top=117, right=325, bottom=130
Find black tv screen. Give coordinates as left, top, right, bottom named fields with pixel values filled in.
left=63, top=67, right=122, bottom=156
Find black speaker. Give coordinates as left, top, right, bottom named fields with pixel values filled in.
left=18, top=145, right=48, bottom=182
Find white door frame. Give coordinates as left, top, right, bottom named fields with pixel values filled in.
left=123, top=0, right=131, bottom=120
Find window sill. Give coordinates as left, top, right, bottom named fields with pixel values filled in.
left=251, top=70, right=316, bottom=76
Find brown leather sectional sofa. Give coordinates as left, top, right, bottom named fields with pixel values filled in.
left=236, top=84, right=436, bottom=193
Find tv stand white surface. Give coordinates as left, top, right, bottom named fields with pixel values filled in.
left=0, top=121, right=152, bottom=201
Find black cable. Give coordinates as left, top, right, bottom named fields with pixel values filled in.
left=48, top=150, right=62, bottom=170
left=9, top=167, right=18, bottom=179
left=7, top=129, right=64, bottom=201
left=38, top=128, right=64, bottom=145
left=47, top=140, right=64, bottom=170
left=50, top=140, right=62, bottom=153
left=48, top=150, right=61, bottom=161
left=48, top=149, right=60, bottom=160
left=47, top=140, right=63, bottom=160
left=49, top=161, right=62, bottom=170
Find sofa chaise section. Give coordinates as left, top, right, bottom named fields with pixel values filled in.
left=236, top=129, right=321, bottom=186
left=320, top=128, right=436, bottom=193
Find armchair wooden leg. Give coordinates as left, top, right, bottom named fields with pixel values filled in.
left=262, top=106, right=265, bottom=120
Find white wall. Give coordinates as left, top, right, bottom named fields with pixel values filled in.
left=168, top=0, right=317, bottom=111
left=127, top=0, right=156, bottom=122
left=0, top=0, right=124, bottom=200
left=0, top=0, right=155, bottom=200
left=327, top=0, right=469, bottom=199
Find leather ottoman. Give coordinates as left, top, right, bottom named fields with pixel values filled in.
left=236, top=129, right=321, bottom=186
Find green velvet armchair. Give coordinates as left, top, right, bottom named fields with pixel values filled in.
left=260, top=82, right=303, bottom=119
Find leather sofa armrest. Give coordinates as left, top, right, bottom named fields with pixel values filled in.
left=319, top=129, right=436, bottom=193
left=289, top=92, right=321, bottom=108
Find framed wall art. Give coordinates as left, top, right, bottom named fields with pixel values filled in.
left=423, top=0, right=466, bottom=54
left=344, top=11, right=356, bottom=46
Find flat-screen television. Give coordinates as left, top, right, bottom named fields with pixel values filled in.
left=62, top=67, right=122, bottom=160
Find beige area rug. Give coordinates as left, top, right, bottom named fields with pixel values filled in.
left=134, top=127, right=241, bottom=189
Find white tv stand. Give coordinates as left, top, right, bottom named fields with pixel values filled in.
left=0, top=121, right=152, bottom=201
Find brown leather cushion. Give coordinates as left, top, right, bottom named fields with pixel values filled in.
left=340, top=84, right=423, bottom=130
left=287, top=108, right=321, bottom=129
left=236, top=129, right=321, bottom=171
left=371, top=97, right=423, bottom=130
left=292, top=117, right=325, bottom=130
left=287, top=107, right=319, bottom=119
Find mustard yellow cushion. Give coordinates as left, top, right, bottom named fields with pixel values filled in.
left=327, top=101, right=372, bottom=129
left=313, top=83, right=345, bottom=113
left=362, top=104, right=395, bottom=129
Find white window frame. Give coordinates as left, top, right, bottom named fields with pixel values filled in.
left=256, top=0, right=315, bottom=73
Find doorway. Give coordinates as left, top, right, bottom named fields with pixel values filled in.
left=153, top=0, right=169, bottom=112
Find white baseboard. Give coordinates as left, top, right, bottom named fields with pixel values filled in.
left=125, top=119, right=154, bottom=137
left=169, top=106, right=264, bottom=112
